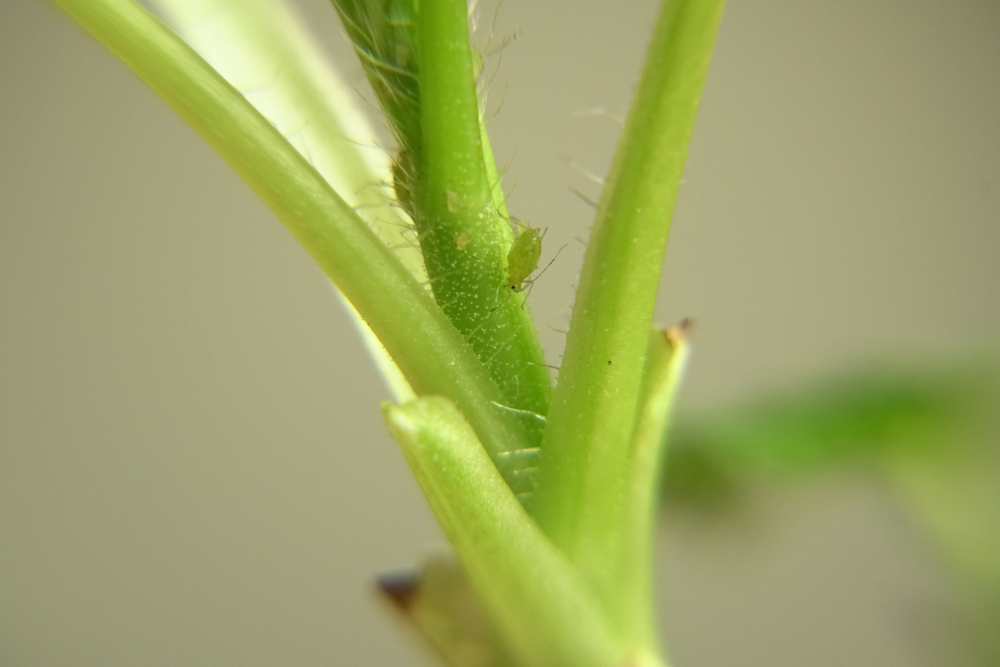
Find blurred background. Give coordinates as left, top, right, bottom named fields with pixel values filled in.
left=1, top=0, right=998, bottom=665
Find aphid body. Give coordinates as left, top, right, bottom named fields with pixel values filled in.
left=505, top=225, right=543, bottom=293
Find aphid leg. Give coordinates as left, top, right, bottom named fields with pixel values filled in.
left=514, top=242, right=568, bottom=301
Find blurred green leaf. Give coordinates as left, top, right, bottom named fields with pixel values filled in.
left=664, top=360, right=990, bottom=511
left=664, top=356, right=1000, bottom=665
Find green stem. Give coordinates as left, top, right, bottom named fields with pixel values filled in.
left=617, top=326, right=689, bottom=643
left=383, top=397, right=624, bottom=667
left=334, top=0, right=551, bottom=448
left=413, top=0, right=551, bottom=444
left=53, top=0, right=534, bottom=491
left=532, top=0, right=724, bottom=585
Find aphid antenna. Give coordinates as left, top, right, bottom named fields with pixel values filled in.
left=519, top=242, right=567, bottom=295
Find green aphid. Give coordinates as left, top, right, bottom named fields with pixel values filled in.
left=505, top=225, right=544, bottom=293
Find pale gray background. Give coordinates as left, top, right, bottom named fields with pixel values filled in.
left=2, top=0, right=998, bottom=665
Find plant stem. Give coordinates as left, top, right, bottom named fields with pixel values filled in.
left=384, top=397, right=624, bottom=667
left=52, top=0, right=535, bottom=490
left=617, top=326, right=689, bottom=643
left=532, top=0, right=725, bottom=599
left=412, top=0, right=552, bottom=442
left=334, top=0, right=552, bottom=451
